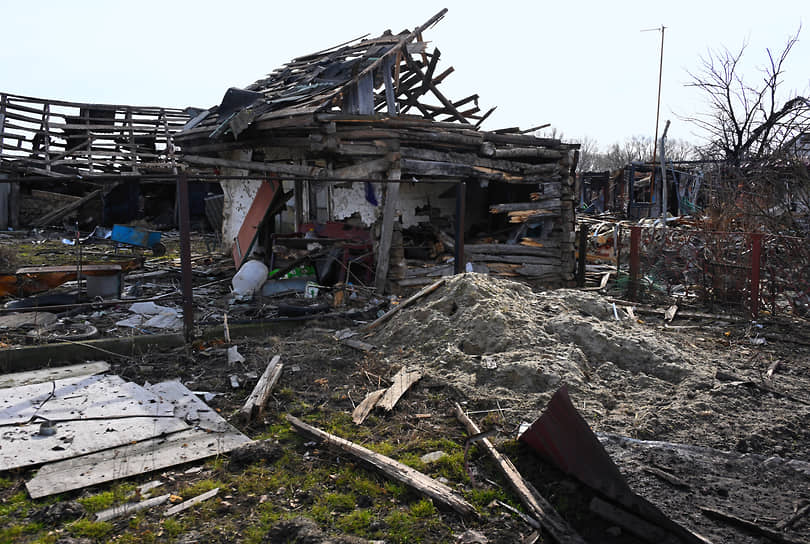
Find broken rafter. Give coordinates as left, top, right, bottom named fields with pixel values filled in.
left=286, top=414, right=478, bottom=518
left=402, top=51, right=470, bottom=124
left=454, top=403, right=586, bottom=544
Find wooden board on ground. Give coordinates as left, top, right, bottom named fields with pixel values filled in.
left=0, top=361, right=110, bottom=389
left=376, top=367, right=422, bottom=411
left=0, top=374, right=175, bottom=425
left=352, top=389, right=386, bottom=424
left=164, top=488, right=219, bottom=516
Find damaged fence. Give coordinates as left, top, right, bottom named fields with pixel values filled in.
left=627, top=225, right=810, bottom=318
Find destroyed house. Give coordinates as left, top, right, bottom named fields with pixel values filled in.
left=174, top=9, right=580, bottom=290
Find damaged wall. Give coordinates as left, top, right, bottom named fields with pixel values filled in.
left=219, top=150, right=263, bottom=251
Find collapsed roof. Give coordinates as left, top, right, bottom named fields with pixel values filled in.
left=184, top=9, right=501, bottom=141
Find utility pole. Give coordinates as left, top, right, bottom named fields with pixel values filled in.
left=642, top=25, right=666, bottom=211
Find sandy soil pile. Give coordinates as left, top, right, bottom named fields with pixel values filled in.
left=372, top=273, right=707, bottom=417
left=370, top=273, right=810, bottom=460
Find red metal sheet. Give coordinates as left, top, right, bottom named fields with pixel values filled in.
left=520, top=386, right=709, bottom=544
left=232, top=178, right=281, bottom=269
left=519, top=386, right=628, bottom=497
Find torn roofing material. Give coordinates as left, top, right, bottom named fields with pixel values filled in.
left=0, top=366, right=250, bottom=498
left=519, top=386, right=711, bottom=544
left=181, top=9, right=501, bottom=140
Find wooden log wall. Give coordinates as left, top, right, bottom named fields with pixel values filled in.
left=177, top=112, right=578, bottom=285
left=0, top=93, right=188, bottom=179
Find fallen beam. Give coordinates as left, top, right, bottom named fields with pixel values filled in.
left=286, top=414, right=477, bottom=518
left=454, top=403, right=586, bottom=544
left=32, top=189, right=101, bottom=227
left=362, top=278, right=445, bottom=332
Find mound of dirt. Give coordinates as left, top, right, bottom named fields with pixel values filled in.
left=371, top=273, right=707, bottom=417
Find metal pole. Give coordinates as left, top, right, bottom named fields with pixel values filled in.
left=629, top=226, right=641, bottom=300
left=659, top=119, right=671, bottom=228
left=177, top=173, right=194, bottom=342
left=750, top=233, right=762, bottom=319
left=646, top=25, right=666, bottom=205
left=454, top=181, right=466, bottom=275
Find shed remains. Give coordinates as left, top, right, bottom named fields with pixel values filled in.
left=175, top=9, right=580, bottom=289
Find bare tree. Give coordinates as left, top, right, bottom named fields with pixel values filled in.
left=685, top=27, right=809, bottom=164
left=684, top=27, right=810, bottom=232
left=572, top=135, right=606, bottom=172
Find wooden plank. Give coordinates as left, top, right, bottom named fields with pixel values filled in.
left=164, top=488, right=219, bottom=517
left=237, top=355, right=282, bottom=422
left=332, top=156, right=392, bottom=179
left=471, top=255, right=561, bottom=266
left=374, top=168, right=401, bottom=291
left=26, top=428, right=249, bottom=498
left=0, top=361, right=110, bottom=389
left=0, top=416, right=190, bottom=472
left=464, top=244, right=560, bottom=258
left=490, top=200, right=562, bottom=213
left=352, top=388, right=386, bottom=425
left=376, top=368, right=422, bottom=412
left=363, top=278, right=445, bottom=331
left=95, top=493, right=172, bottom=522
left=455, top=403, right=587, bottom=544
left=183, top=154, right=323, bottom=177
left=286, top=414, right=477, bottom=518
left=31, top=189, right=101, bottom=227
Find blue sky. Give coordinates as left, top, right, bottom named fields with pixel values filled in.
left=1, top=1, right=807, bottom=148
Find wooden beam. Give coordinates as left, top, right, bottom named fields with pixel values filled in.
left=183, top=154, right=322, bottom=177
left=238, top=355, right=283, bottom=422
left=374, top=167, right=401, bottom=292
left=286, top=414, right=478, bottom=518
left=31, top=189, right=101, bottom=227
left=363, top=278, right=445, bottom=331
left=454, top=404, right=586, bottom=544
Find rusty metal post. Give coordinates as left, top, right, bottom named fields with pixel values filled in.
left=177, top=173, right=194, bottom=341
left=576, top=224, right=587, bottom=287
left=750, top=233, right=762, bottom=319
left=454, top=181, right=466, bottom=275
left=629, top=226, right=641, bottom=300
